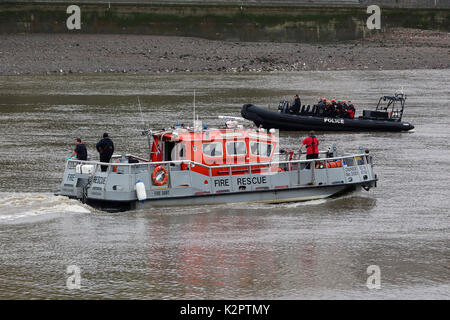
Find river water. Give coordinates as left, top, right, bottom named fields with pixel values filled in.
left=0, top=70, right=449, bottom=299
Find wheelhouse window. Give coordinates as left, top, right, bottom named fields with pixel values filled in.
left=226, top=141, right=247, bottom=156
left=250, top=141, right=273, bottom=157
left=344, top=157, right=355, bottom=166
left=202, top=142, right=223, bottom=158
left=172, top=142, right=187, bottom=160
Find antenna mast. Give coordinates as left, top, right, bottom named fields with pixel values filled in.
left=193, top=89, right=196, bottom=128
left=137, top=97, right=152, bottom=156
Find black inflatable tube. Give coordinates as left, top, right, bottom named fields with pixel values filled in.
left=241, top=104, right=414, bottom=132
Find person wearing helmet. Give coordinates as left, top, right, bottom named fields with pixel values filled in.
left=326, top=99, right=336, bottom=117
left=342, top=100, right=348, bottom=109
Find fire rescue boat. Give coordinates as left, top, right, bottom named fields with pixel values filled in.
left=59, top=120, right=378, bottom=212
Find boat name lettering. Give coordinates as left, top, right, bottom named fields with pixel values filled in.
left=153, top=190, right=170, bottom=196
left=237, top=176, right=267, bottom=186
left=93, top=176, right=106, bottom=184
left=324, top=118, right=344, bottom=124
left=345, top=167, right=359, bottom=176
left=214, top=179, right=230, bottom=187
left=67, top=174, right=75, bottom=182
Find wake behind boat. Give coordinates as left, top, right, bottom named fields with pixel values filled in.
left=241, top=93, right=414, bottom=132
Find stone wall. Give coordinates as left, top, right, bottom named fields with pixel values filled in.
left=0, top=1, right=448, bottom=42
left=2, top=0, right=450, bottom=8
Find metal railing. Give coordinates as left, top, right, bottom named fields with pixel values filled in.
left=67, top=152, right=368, bottom=171
left=66, top=152, right=372, bottom=193
left=67, top=152, right=367, bottom=171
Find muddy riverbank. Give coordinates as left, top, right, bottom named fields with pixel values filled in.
left=1, top=28, right=449, bottom=75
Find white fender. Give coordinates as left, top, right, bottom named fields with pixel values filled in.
left=81, top=165, right=94, bottom=174
left=135, top=180, right=147, bottom=202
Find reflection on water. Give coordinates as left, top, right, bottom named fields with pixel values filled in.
left=0, top=70, right=449, bottom=299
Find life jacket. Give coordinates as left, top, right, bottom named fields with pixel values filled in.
left=349, top=110, right=355, bottom=119
left=304, top=136, right=319, bottom=155
left=348, top=105, right=355, bottom=119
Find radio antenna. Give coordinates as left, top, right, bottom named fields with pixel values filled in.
left=137, top=97, right=152, bottom=155
left=137, top=96, right=146, bottom=129
left=193, top=89, right=196, bottom=127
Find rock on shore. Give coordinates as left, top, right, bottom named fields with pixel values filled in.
left=0, top=28, right=448, bottom=75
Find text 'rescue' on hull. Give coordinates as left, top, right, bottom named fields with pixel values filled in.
left=59, top=121, right=378, bottom=211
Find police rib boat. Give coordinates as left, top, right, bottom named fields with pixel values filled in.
left=241, top=93, right=414, bottom=132
left=59, top=121, right=377, bottom=211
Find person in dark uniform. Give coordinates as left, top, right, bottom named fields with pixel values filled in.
left=342, top=100, right=348, bottom=110
left=317, top=98, right=327, bottom=116
left=336, top=100, right=345, bottom=118
left=326, top=99, right=336, bottom=117
left=96, top=133, right=115, bottom=172
left=290, top=94, right=301, bottom=114
left=313, top=98, right=321, bottom=115
left=345, top=101, right=356, bottom=119
left=71, top=138, right=87, bottom=161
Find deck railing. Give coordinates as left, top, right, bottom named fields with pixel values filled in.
left=67, top=152, right=370, bottom=181
left=65, top=151, right=372, bottom=194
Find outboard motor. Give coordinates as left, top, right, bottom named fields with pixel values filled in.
left=278, top=100, right=290, bottom=114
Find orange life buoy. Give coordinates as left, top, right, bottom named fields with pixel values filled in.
left=152, top=165, right=168, bottom=186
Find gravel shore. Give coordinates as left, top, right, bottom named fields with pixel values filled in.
left=0, top=28, right=449, bottom=75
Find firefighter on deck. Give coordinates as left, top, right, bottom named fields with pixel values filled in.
left=299, top=131, right=319, bottom=159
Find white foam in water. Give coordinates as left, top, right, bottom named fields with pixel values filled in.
left=281, top=198, right=329, bottom=208
left=0, top=192, right=90, bottom=222
left=218, top=197, right=330, bottom=211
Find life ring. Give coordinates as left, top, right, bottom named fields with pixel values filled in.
left=152, top=166, right=168, bottom=186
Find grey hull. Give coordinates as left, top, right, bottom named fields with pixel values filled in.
left=61, top=150, right=377, bottom=212
left=84, top=181, right=374, bottom=211
left=136, top=183, right=358, bottom=208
